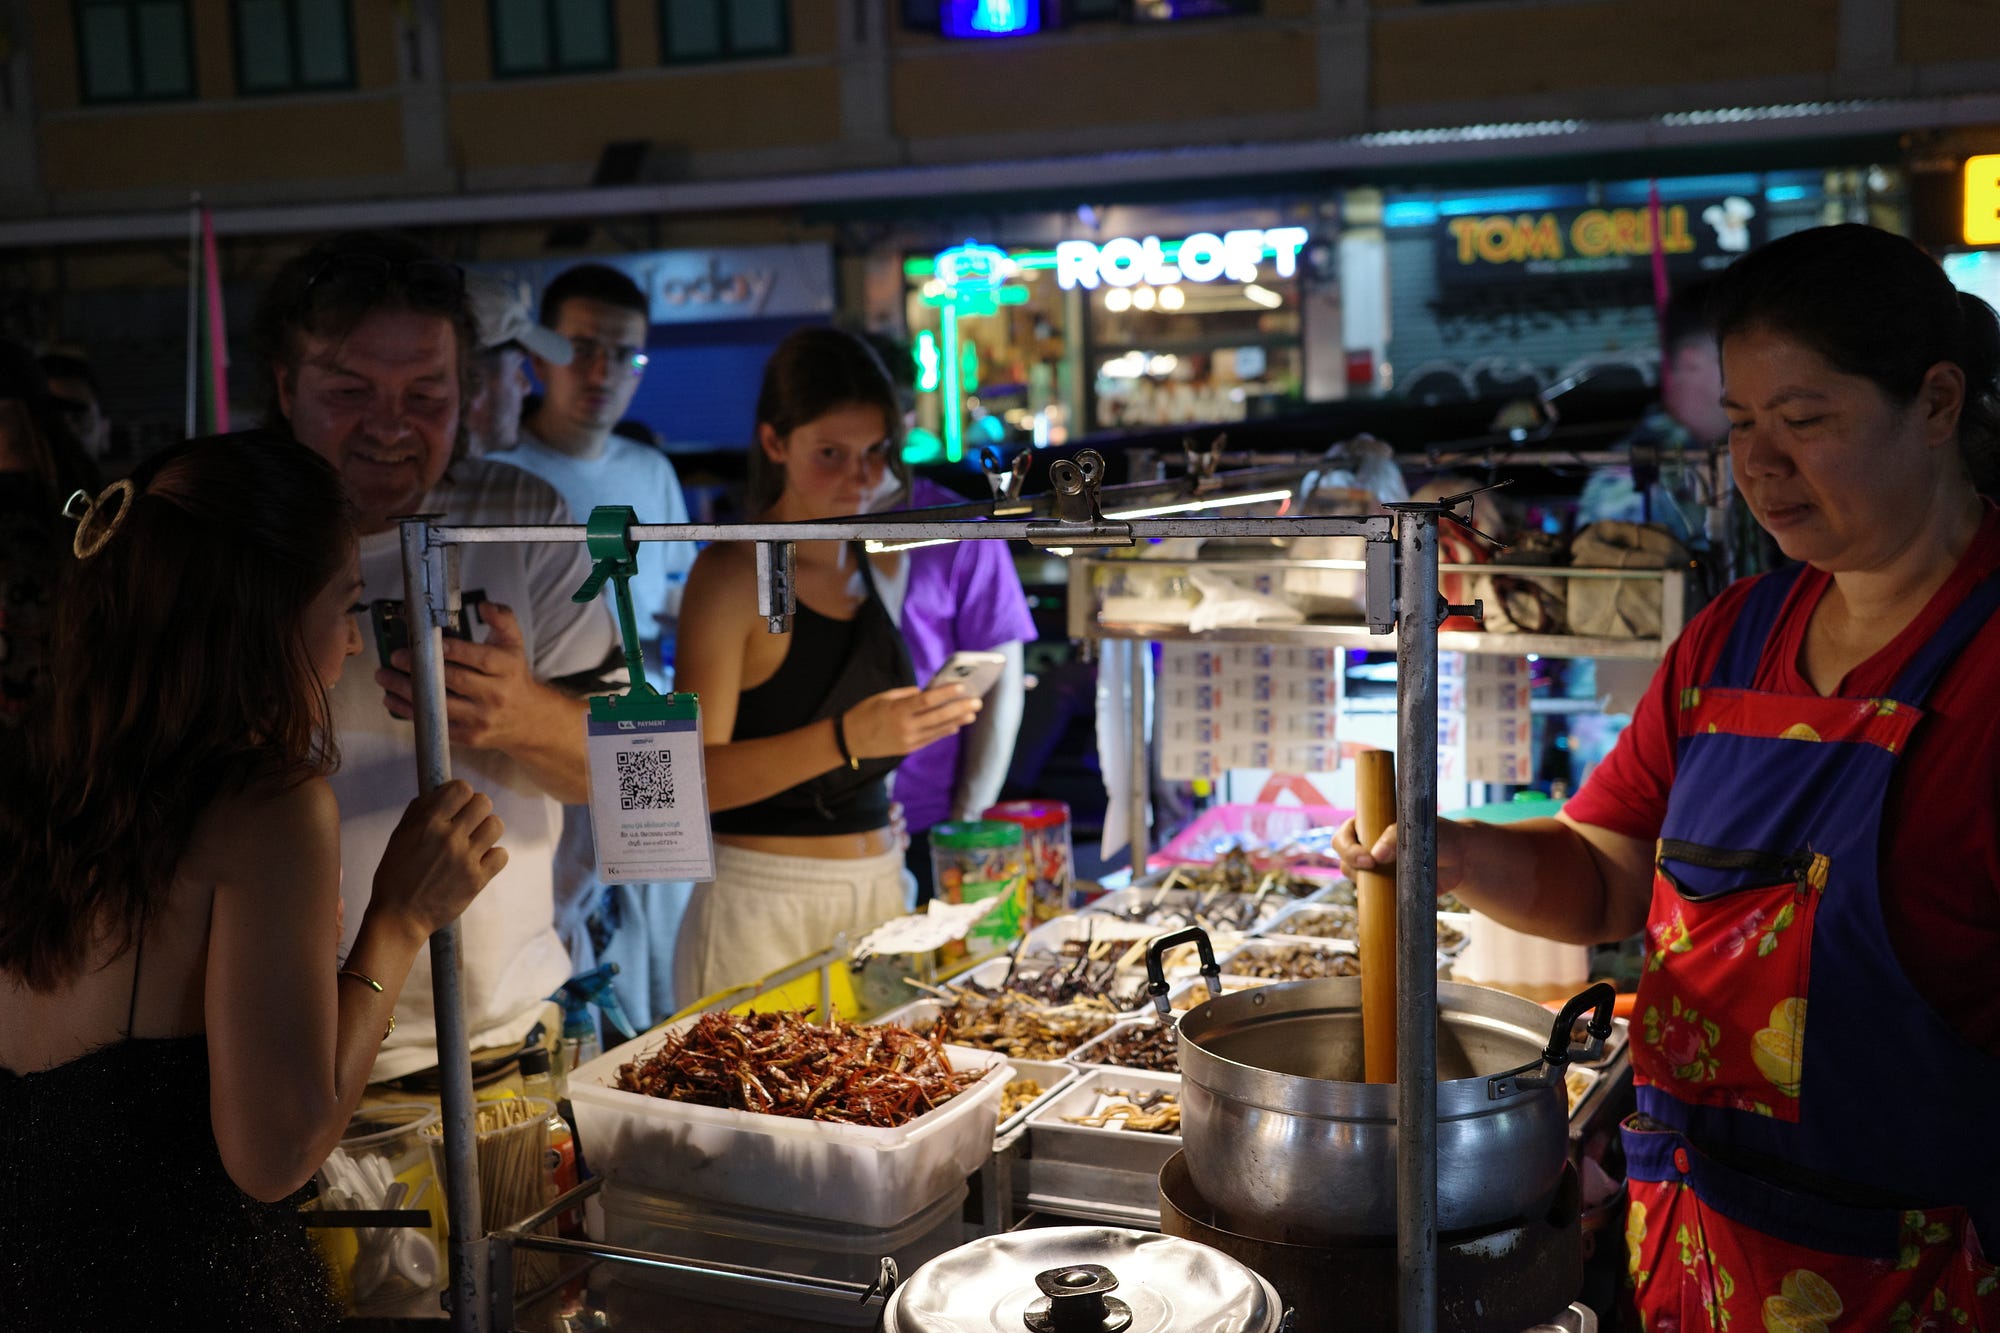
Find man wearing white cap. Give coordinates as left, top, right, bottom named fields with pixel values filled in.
left=489, top=263, right=695, bottom=1028
left=464, top=274, right=573, bottom=458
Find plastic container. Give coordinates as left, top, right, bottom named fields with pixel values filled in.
left=567, top=1023, right=1012, bottom=1228
left=311, top=1103, right=445, bottom=1317
left=981, top=799, right=1075, bottom=920
left=929, top=820, right=1029, bottom=963
left=599, top=1179, right=968, bottom=1327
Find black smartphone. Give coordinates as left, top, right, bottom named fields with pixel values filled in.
left=370, top=590, right=486, bottom=672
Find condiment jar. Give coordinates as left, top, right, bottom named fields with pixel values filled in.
left=928, top=820, right=1028, bottom=964
left=982, top=799, right=1074, bottom=922
left=881, top=1225, right=1289, bottom=1332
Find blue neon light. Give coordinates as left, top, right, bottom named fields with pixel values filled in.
left=941, top=0, right=1042, bottom=38
left=1383, top=200, right=1440, bottom=228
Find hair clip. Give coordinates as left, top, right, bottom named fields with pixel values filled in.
left=62, top=478, right=136, bottom=560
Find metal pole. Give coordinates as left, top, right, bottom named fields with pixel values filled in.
left=398, top=517, right=489, bottom=1333
left=1393, top=507, right=1442, bottom=1332
left=182, top=197, right=200, bottom=440
left=1128, top=641, right=1150, bottom=878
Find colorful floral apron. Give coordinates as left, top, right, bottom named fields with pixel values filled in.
left=1623, top=563, right=2000, bottom=1332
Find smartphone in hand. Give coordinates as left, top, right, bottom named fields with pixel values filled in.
left=926, top=649, right=1008, bottom=700
left=370, top=591, right=487, bottom=672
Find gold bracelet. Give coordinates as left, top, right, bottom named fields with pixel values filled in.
left=338, top=968, right=396, bottom=1041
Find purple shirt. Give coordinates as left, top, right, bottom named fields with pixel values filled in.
left=892, top=479, right=1038, bottom=833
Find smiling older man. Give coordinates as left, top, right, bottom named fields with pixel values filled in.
left=252, top=231, right=619, bottom=1080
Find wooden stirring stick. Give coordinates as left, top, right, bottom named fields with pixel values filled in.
left=1355, top=748, right=1399, bottom=1084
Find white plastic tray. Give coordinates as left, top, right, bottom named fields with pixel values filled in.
left=869, top=994, right=1117, bottom=1065
left=945, top=956, right=1152, bottom=1014
left=568, top=1020, right=1012, bottom=1228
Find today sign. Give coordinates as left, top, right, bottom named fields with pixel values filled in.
left=1055, top=227, right=1311, bottom=290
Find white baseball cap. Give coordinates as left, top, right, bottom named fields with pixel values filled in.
left=466, top=273, right=573, bottom=365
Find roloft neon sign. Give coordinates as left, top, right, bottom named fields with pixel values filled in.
left=1055, top=227, right=1310, bottom=290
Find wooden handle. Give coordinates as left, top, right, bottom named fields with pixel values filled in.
left=1354, top=748, right=1398, bottom=1084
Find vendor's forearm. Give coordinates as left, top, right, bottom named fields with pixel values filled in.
left=1444, top=817, right=1646, bottom=945
left=704, top=720, right=845, bottom=811
left=512, top=691, right=592, bottom=804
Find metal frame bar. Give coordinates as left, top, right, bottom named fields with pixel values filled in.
left=396, top=506, right=1441, bottom=1333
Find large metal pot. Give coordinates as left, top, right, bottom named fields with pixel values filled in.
left=1145, top=928, right=1613, bottom=1242
left=880, top=1226, right=1292, bottom=1332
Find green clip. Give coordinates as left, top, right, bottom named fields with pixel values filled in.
left=573, top=505, right=693, bottom=723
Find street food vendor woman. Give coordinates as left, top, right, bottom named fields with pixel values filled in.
left=1338, top=224, right=2000, bottom=1329
left=671, top=329, right=982, bottom=1006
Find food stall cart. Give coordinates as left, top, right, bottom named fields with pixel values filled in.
left=391, top=449, right=1598, bottom=1332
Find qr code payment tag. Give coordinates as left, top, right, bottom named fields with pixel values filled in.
left=584, top=692, right=715, bottom=882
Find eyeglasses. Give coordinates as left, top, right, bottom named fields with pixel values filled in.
left=302, top=253, right=467, bottom=311
left=567, top=336, right=648, bottom=377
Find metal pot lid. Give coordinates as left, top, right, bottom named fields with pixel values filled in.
left=882, top=1226, right=1286, bottom=1333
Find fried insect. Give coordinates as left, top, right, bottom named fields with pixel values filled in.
left=933, top=990, right=1116, bottom=1062
left=1274, top=904, right=1360, bottom=943
left=613, top=1011, right=981, bottom=1128
left=963, top=951, right=1147, bottom=1010
left=1084, top=1022, right=1181, bottom=1073
left=1063, top=1088, right=1182, bottom=1134
left=999, top=1078, right=1045, bottom=1123
left=1228, top=941, right=1363, bottom=980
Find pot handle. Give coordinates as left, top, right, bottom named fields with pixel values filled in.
left=1144, top=926, right=1222, bottom=1020
left=1486, top=981, right=1617, bottom=1098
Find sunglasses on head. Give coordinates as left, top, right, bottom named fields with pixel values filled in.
left=302, top=253, right=467, bottom=310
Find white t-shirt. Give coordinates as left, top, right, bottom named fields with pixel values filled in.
left=493, top=430, right=695, bottom=636
left=333, top=459, right=619, bottom=1080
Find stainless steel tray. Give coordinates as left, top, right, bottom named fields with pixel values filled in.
left=1025, top=1068, right=1183, bottom=1177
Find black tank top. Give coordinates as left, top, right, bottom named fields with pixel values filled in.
left=710, top=548, right=914, bottom=837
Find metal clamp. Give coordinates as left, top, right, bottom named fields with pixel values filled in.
left=1026, top=449, right=1132, bottom=549
left=756, top=541, right=797, bottom=634
left=979, top=445, right=1034, bottom=515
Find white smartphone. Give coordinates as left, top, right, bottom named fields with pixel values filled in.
left=926, top=649, right=1009, bottom=700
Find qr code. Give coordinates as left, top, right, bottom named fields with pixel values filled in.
left=616, top=749, right=674, bottom=810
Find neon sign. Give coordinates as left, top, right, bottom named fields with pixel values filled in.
left=941, top=0, right=1041, bottom=38
left=1055, top=227, right=1310, bottom=290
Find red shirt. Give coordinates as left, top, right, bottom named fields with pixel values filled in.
left=1566, top=501, right=2000, bottom=1055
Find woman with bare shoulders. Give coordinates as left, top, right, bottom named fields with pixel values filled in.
left=670, top=330, right=981, bottom=1006
left=0, top=436, right=506, bottom=1330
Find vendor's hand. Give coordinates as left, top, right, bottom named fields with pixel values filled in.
left=371, top=779, right=508, bottom=938
left=1332, top=816, right=1470, bottom=900
left=843, top=684, right=981, bottom=760
left=377, top=603, right=561, bottom=752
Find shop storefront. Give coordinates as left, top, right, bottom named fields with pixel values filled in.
left=896, top=203, right=1335, bottom=462
left=1339, top=166, right=1904, bottom=404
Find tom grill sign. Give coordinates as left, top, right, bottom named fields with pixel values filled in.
left=1433, top=197, right=1762, bottom=290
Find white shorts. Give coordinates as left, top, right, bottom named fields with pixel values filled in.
left=671, top=843, right=911, bottom=1010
